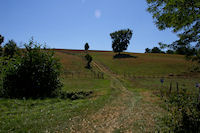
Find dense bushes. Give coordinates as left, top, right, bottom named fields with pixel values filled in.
left=0, top=39, right=62, bottom=98
left=3, top=40, right=19, bottom=58
left=164, top=91, right=200, bottom=132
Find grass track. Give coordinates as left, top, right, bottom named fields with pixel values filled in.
left=1, top=49, right=199, bottom=132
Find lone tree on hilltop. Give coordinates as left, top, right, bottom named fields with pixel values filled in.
left=146, top=0, right=200, bottom=61
left=84, top=43, right=89, bottom=52
left=110, top=29, right=133, bottom=55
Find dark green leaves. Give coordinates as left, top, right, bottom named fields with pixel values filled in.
left=110, top=29, right=133, bottom=54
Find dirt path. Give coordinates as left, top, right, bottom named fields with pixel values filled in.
left=66, top=61, right=164, bottom=132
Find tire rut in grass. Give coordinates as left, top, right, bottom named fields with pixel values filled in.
left=64, top=61, right=164, bottom=132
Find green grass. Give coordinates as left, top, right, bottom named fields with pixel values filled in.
left=1, top=49, right=200, bottom=132
left=126, top=78, right=199, bottom=94
left=91, top=52, right=193, bottom=76
left=0, top=78, right=115, bottom=132
left=0, top=50, right=114, bottom=132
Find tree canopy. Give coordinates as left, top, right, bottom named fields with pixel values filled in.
left=84, top=43, right=89, bottom=51
left=0, top=35, right=4, bottom=56
left=145, top=48, right=151, bottom=53
left=110, top=29, right=133, bottom=54
left=3, top=40, right=18, bottom=58
left=146, top=0, right=200, bottom=52
left=0, top=35, right=4, bottom=45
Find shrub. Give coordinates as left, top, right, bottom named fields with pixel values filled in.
left=0, top=35, right=4, bottom=56
left=0, top=39, right=62, bottom=98
left=145, top=48, right=151, bottom=53
left=151, top=47, right=162, bottom=53
left=85, top=54, right=92, bottom=69
left=166, top=50, right=174, bottom=54
left=3, top=40, right=19, bottom=58
left=165, top=91, right=200, bottom=132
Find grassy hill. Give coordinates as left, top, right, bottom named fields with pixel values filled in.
left=90, top=51, right=194, bottom=76
left=0, top=49, right=199, bottom=132
left=55, top=49, right=194, bottom=76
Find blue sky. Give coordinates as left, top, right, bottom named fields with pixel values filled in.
left=1, top=0, right=178, bottom=53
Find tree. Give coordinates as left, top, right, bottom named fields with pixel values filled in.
left=151, top=47, right=162, bottom=53
left=110, top=29, right=133, bottom=55
left=146, top=0, right=200, bottom=60
left=145, top=48, right=151, bottom=53
left=85, top=54, right=92, bottom=69
left=0, top=35, right=4, bottom=56
left=166, top=50, right=174, bottom=54
left=84, top=43, right=89, bottom=52
left=0, top=39, right=62, bottom=98
left=3, top=40, right=18, bottom=58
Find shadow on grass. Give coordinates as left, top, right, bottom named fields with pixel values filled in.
left=113, top=54, right=137, bottom=59
left=0, top=91, right=93, bottom=101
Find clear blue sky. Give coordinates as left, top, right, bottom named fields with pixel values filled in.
left=1, top=0, right=178, bottom=53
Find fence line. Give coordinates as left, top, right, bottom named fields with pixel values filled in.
left=63, top=71, right=104, bottom=79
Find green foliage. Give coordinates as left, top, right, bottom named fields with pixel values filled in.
left=110, top=29, right=133, bottom=54
left=0, top=35, right=4, bottom=56
left=0, top=39, right=62, bottom=98
left=145, top=47, right=165, bottom=53
left=165, top=92, right=200, bottom=132
left=145, top=48, right=151, bottom=53
left=84, top=43, right=89, bottom=51
left=159, top=42, right=169, bottom=50
left=186, top=48, right=200, bottom=63
left=146, top=0, right=200, bottom=61
left=166, top=50, right=174, bottom=54
left=85, top=54, right=93, bottom=69
left=0, top=35, right=4, bottom=45
left=151, top=47, right=162, bottom=53
left=3, top=40, right=19, bottom=58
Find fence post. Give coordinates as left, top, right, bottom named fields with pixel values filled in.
left=160, top=78, right=164, bottom=98
left=71, top=72, right=74, bottom=78
left=176, top=82, right=179, bottom=94
left=198, top=87, right=200, bottom=103
left=102, top=73, right=104, bottom=79
left=169, top=81, right=172, bottom=96
left=94, top=71, right=96, bottom=79
left=78, top=72, right=80, bottom=78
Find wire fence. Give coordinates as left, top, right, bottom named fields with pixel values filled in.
left=63, top=71, right=105, bottom=79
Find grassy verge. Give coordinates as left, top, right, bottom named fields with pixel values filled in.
left=0, top=78, right=116, bottom=132
left=122, top=77, right=200, bottom=132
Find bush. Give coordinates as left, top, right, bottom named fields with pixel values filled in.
left=85, top=54, right=92, bottom=69
left=0, top=35, right=4, bottom=56
left=151, top=47, right=162, bottom=53
left=165, top=91, right=200, bottom=132
left=0, top=39, right=62, bottom=98
left=166, top=50, right=174, bottom=54
left=3, top=40, right=19, bottom=58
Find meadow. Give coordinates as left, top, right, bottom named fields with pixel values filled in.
left=0, top=49, right=199, bottom=132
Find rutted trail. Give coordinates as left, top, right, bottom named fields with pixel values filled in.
left=66, top=61, right=164, bottom=132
